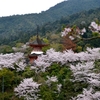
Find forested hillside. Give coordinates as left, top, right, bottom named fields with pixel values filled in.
left=0, top=0, right=100, bottom=46
left=0, top=7, right=100, bottom=47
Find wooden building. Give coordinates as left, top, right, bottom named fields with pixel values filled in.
left=28, top=27, right=48, bottom=64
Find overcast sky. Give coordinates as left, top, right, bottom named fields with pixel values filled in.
left=0, top=0, right=64, bottom=17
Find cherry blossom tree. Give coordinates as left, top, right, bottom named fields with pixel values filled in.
left=14, top=78, right=41, bottom=100
left=72, top=88, right=100, bottom=100
left=61, top=26, right=86, bottom=50
left=31, top=47, right=100, bottom=73
left=89, top=21, right=100, bottom=34
left=46, top=76, right=58, bottom=86
left=61, top=21, right=100, bottom=51
left=0, top=52, right=26, bottom=71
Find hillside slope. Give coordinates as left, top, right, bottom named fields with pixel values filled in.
left=0, top=0, right=100, bottom=45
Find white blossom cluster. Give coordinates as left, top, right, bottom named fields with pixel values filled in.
left=15, top=59, right=27, bottom=72
left=70, top=61, right=100, bottom=86
left=69, top=54, right=100, bottom=99
left=15, top=76, right=61, bottom=99
left=14, top=78, right=41, bottom=100
left=61, top=27, right=86, bottom=40
left=46, top=76, right=62, bottom=93
left=46, top=76, right=58, bottom=86
left=31, top=56, right=51, bottom=73
left=57, top=84, right=62, bottom=93
left=89, top=21, right=100, bottom=34
left=72, top=88, right=100, bottom=100
left=61, top=27, right=71, bottom=37
left=32, top=48, right=100, bottom=73
left=0, top=52, right=26, bottom=71
left=70, top=62, right=94, bottom=81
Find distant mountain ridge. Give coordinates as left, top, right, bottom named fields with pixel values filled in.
left=40, top=0, right=100, bottom=21
left=0, top=0, right=100, bottom=45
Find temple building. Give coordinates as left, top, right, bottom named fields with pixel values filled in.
left=28, top=27, right=48, bottom=64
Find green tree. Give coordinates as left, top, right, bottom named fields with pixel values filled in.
left=0, top=68, right=15, bottom=92
left=0, top=45, right=14, bottom=54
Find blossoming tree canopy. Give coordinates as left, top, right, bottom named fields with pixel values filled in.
left=89, top=21, right=100, bottom=34
left=61, top=21, right=100, bottom=51
left=14, top=78, right=41, bottom=100
left=0, top=52, right=26, bottom=71
left=61, top=25, right=86, bottom=51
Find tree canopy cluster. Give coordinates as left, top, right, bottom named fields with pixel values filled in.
left=0, top=21, right=100, bottom=99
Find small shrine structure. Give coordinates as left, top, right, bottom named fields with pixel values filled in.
left=28, top=26, right=48, bottom=64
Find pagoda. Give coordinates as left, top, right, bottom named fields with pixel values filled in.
left=28, top=26, right=48, bottom=64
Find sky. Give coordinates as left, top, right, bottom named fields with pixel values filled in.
left=0, top=0, right=64, bottom=17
